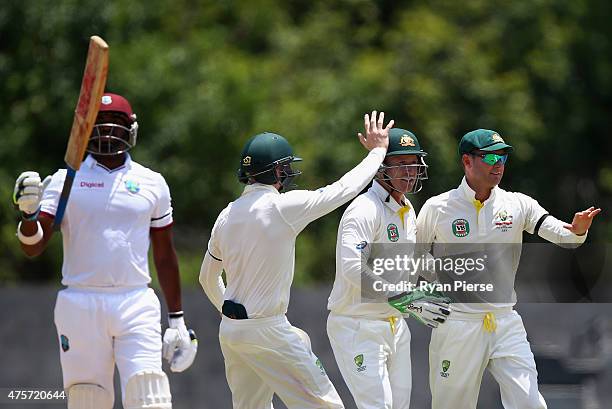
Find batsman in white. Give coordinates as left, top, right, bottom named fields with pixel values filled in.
left=327, top=127, right=451, bottom=409
left=417, top=129, right=601, bottom=409
left=12, top=93, right=198, bottom=409
left=199, top=111, right=393, bottom=409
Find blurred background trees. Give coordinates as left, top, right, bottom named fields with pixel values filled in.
left=1, top=0, right=610, bottom=285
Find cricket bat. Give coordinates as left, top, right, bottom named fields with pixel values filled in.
left=53, top=36, right=109, bottom=230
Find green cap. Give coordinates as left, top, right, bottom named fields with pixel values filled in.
left=387, top=128, right=427, bottom=157
left=458, top=129, right=513, bottom=155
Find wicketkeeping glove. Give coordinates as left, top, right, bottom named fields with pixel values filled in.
left=389, top=290, right=452, bottom=328
left=13, top=171, right=51, bottom=220
left=162, top=314, right=198, bottom=372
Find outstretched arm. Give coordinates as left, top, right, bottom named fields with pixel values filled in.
left=278, top=111, right=392, bottom=233
left=537, top=207, right=601, bottom=247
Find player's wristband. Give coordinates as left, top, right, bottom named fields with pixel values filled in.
left=168, top=311, right=185, bottom=328
left=17, top=221, right=43, bottom=245
left=21, top=208, right=40, bottom=222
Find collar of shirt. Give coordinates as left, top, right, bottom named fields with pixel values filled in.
left=458, top=176, right=499, bottom=206
left=371, top=180, right=410, bottom=213
left=241, top=183, right=280, bottom=196
left=83, top=153, right=133, bottom=173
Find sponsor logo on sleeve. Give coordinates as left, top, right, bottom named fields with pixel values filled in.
left=60, top=334, right=70, bottom=352
left=315, top=358, right=326, bottom=375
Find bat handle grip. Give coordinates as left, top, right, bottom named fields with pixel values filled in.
left=53, top=167, right=76, bottom=231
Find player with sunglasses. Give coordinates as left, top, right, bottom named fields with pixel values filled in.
left=416, top=129, right=601, bottom=409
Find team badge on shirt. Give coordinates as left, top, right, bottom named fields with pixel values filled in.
left=452, top=219, right=470, bottom=237
left=387, top=223, right=399, bottom=242
left=493, top=210, right=514, bottom=232
left=125, top=180, right=140, bottom=194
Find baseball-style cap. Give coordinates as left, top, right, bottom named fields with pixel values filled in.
left=458, top=129, right=513, bottom=155
left=387, top=128, right=427, bottom=157
left=99, top=93, right=135, bottom=121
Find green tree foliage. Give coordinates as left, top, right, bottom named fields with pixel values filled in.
left=1, top=0, right=610, bottom=285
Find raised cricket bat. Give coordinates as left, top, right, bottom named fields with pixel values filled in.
left=53, top=36, right=109, bottom=230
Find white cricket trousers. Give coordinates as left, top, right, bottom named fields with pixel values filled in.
left=219, top=314, right=344, bottom=409
left=327, top=314, right=412, bottom=409
left=54, top=287, right=163, bottom=402
left=429, top=308, right=547, bottom=409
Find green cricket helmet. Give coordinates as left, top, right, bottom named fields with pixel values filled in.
left=237, top=132, right=302, bottom=190
left=387, top=128, right=428, bottom=157
left=377, top=128, right=429, bottom=194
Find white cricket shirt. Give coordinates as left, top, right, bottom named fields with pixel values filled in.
left=328, top=181, right=417, bottom=318
left=416, top=177, right=587, bottom=312
left=40, top=154, right=173, bottom=287
left=199, top=148, right=386, bottom=318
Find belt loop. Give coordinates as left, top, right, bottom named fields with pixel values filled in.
left=388, top=316, right=399, bottom=335
left=483, top=312, right=497, bottom=333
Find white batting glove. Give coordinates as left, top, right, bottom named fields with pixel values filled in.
left=405, top=299, right=451, bottom=329
left=162, top=314, right=198, bottom=372
left=13, top=171, right=51, bottom=219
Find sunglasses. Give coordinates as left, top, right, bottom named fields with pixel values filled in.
left=471, top=152, right=509, bottom=166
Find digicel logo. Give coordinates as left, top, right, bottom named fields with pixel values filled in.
left=80, top=181, right=105, bottom=188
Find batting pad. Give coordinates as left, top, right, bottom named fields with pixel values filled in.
left=67, top=383, right=113, bottom=409
left=124, top=370, right=172, bottom=409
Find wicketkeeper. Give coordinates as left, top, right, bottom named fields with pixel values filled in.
left=327, top=127, right=450, bottom=409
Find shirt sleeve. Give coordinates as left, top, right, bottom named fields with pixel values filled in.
left=515, top=193, right=548, bottom=234
left=516, top=192, right=587, bottom=248
left=537, top=215, right=588, bottom=248
left=276, top=147, right=386, bottom=233
left=199, top=212, right=227, bottom=312
left=338, top=200, right=377, bottom=290
left=207, top=210, right=224, bottom=261
left=416, top=199, right=438, bottom=253
left=151, top=174, right=173, bottom=229
left=39, top=169, right=66, bottom=217
left=199, top=251, right=225, bottom=312
left=415, top=200, right=439, bottom=282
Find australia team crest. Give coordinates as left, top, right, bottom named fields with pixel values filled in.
left=493, top=210, right=513, bottom=232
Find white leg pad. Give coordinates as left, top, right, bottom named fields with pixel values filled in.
left=67, top=383, right=113, bottom=409
left=124, top=370, right=172, bottom=409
